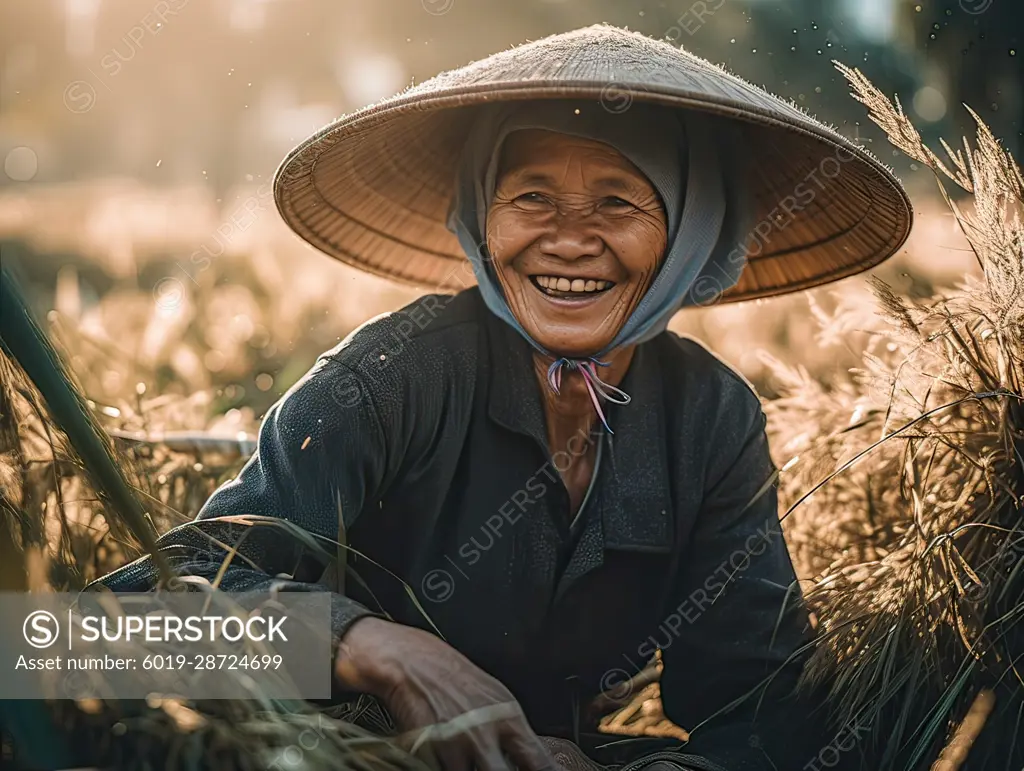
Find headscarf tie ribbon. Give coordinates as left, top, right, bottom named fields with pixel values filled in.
left=546, top=357, right=631, bottom=434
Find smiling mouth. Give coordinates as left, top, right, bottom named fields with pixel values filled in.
left=529, top=274, right=616, bottom=299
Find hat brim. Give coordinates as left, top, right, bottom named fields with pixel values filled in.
left=274, top=26, right=912, bottom=303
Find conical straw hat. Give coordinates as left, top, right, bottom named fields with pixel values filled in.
left=273, top=24, right=912, bottom=302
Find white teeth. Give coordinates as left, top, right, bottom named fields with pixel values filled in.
left=533, top=275, right=613, bottom=294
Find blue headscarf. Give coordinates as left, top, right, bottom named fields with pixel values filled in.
left=445, top=99, right=751, bottom=430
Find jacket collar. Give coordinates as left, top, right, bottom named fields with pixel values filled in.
left=593, top=340, right=674, bottom=553
left=483, top=300, right=550, bottom=452
left=481, top=296, right=674, bottom=562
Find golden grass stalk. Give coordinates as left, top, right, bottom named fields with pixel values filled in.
left=766, top=64, right=1023, bottom=770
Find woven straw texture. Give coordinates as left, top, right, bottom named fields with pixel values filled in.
left=273, top=24, right=913, bottom=301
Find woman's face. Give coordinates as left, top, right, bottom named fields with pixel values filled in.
left=486, top=129, right=668, bottom=357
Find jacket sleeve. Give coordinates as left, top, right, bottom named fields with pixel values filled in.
left=92, top=348, right=401, bottom=651
left=643, top=390, right=835, bottom=771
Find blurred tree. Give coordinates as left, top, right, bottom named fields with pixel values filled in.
left=897, top=0, right=1022, bottom=156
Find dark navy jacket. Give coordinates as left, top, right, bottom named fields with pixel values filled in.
left=99, top=288, right=835, bottom=771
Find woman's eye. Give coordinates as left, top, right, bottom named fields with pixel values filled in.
left=598, top=195, right=634, bottom=213
left=600, top=196, right=636, bottom=210
left=512, top=192, right=553, bottom=209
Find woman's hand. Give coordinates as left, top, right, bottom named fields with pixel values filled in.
left=335, top=616, right=557, bottom=771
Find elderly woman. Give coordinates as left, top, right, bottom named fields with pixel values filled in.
left=99, top=25, right=911, bottom=771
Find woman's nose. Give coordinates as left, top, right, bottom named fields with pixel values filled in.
left=538, top=218, right=603, bottom=262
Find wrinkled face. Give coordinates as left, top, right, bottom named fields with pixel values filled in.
left=486, top=129, right=668, bottom=358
